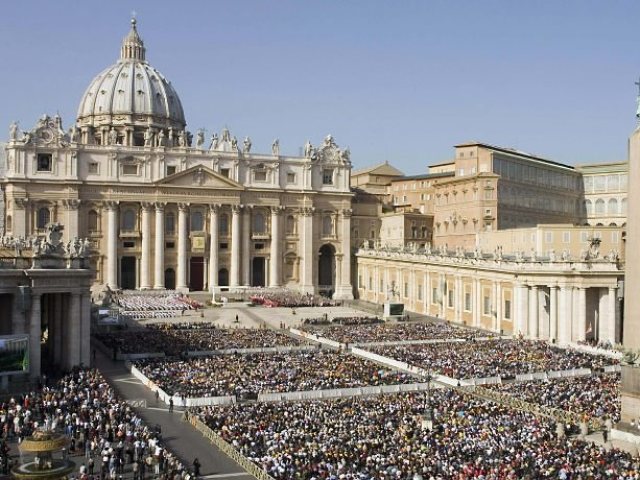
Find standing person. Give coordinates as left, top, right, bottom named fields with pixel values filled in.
left=192, top=458, right=201, bottom=477
left=168, top=398, right=173, bottom=413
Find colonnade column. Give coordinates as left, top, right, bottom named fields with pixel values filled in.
left=176, top=203, right=188, bottom=291
left=549, top=285, right=558, bottom=342
left=105, top=201, right=119, bottom=289
left=494, top=282, right=502, bottom=333
left=154, top=203, right=165, bottom=289
left=242, top=206, right=252, bottom=286
left=209, top=205, right=220, bottom=293
left=140, top=203, right=153, bottom=289
left=607, top=287, right=617, bottom=344
left=80, top=293, right=91, bottom=366
left=335, top=208, right=354, bottom=299
left=528, top=286, right=539, bottom=339
left=474, top=278, right=481, bottom=327
left=230, top=205, right=242, bottom=287
left=68, top=293, right=81, bottom=368
left=299, top=207, right=315, bottom=294
left=29, top=293, right=41, bottom=379
left=269, top=206, right=282, bottom=287
left=558, top=286, right=573, bottom=344
left=576, top=287, right=587, bottom=342
left=515, top=283, right=529, bottom=337
left=424, top=272, right=430, bottom=315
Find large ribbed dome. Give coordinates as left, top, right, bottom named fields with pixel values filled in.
left=76, top=19, right=186, bottom=145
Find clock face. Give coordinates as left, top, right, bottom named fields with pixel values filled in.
left=40, top=128, right=54, bottom=143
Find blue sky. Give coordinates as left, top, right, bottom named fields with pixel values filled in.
left=1, top=1, right=639, bottom=174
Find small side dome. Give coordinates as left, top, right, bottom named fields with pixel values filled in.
left=76, top=18, right=186, bottom=146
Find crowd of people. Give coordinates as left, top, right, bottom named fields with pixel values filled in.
left=113, top=291, right=203, bottom=319
left=301, top=321, right=486, bottom=345
left=134, top=350, right=415, bottom=399
left=196, top=389, right=639, bottom=479
left=94, top=324, right=305, bottom=356
left=302, top=315, right=382, bottom=326
left=484, top=373, right=621, bottom=422
left=249, top=290, right=336, bottom=308
left=372, top=339, right=618, bottom=379
left=0, top=368, right=190, bottom=479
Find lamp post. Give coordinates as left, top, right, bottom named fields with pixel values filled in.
left=421, top=368, right=434, bottom=430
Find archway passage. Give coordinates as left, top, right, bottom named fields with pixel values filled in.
left=218, top=268, right=229, bottom=288
left=318, top=244, right=336, bottom=297
left=252, top=257, right=265, bottom=287
left=164, top=268, right=176, bottom=290
left=121, top=256, right=136, bottom=290
left=189, top=257, right=204, bottom=291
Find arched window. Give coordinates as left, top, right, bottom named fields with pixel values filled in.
left=594, top=199, right=605, bottom=215
left=219, top=214, right=229, bottom=236
left=191, top=211, right=204, bottom=231
left=165, top=212, right=175, bottom=234
left=88, top=210, right=99, bottom=232
left=608, top=198, right=618, bottom=215
left=253, top=212, right=265, bottom=234
left=122, top=209, right=136, bottom=231
left=286, top=215, right=296, bottom=235
left=622, top=198, right=628, bottom=215
left=37, top=207, right=50, bottom=229
left=584, top=199, right=593, bottom=215
left=322, top=216, right=333, bottom=236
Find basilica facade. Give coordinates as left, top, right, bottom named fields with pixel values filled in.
left=1, top=19, right=354, bottom=299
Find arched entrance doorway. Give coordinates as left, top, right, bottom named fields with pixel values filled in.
left=189, top=257, right=205, bottom=291
left=121, top=256, right=136, bottom=290
left=164, top=268, right=176, bottom=290
left=252, top=257, right=265, bottom=287
left=318, top=244, right=336, bottom=297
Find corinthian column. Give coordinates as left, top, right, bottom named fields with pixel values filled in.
left=230, top=205, right=242, bottom=287
left=176, top=203, right=189, bottom=291
left=299, top=206, right=315, bottom=294
left=105, top=201, right=119, bottom=289
left=140, top=203, right=153, bottom=289
left=209, top=204, right=220, bottom=292
left=154, top=203, right=165, bottom=289
left=334, top=208, right=354, bottom=300
left=29, top=293, right=41, bottom=379
left=269, top=206, right=283, bottom=287
left=242, top=205, right=252, bottom=286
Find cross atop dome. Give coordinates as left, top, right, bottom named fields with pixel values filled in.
left=121, top=16, right=145, bottom=61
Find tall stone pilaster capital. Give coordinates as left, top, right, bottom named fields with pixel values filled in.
left=13, top=198, right=29, bottom=209
left=341, top=208, right=353, bottom=217
left=270, top=205, right=285, bottom=216
left=154, top=202, right=166, bottom=212
left=177, top=202, right=190, bottom=212
left=103, top=200, right=119, bottom=211
left=62, top=199, right=81, bottom=210
left=300, top=207, right=315, bottom=217
left=208, top=204, right=222, bottom=214
left=231, top=204, right=243, bottom=215
left=140, top=202, right=154, bottom=211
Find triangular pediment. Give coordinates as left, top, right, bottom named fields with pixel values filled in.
left=157, top=165, right=243, bottom=189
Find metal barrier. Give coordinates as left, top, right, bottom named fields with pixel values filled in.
left=184, top=412, right=276, bottom=480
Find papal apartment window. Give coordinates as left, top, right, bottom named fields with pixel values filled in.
left=37, top=207, right=50, bottom=229
left=322, top=169, right=334, bottom=185
left=504, top=299, right=512, bottom=320
left=191, top=211, right=204, bottom=231
left=286, top=172, right=296, bottom=184
left=88, top=162, right=99, bottom=174
left=165, top=213, right=175, bottom=234
left=166, top=166, right=177, bottom=176
left=254, top=170, right=267, bottom=182
left=220, top=168, right=230, bottom=178
left=37, top=154, right=52, bottom=172
left=122, top=164, right=138, bottom=175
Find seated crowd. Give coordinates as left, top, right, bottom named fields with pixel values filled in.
left=302, top=321, right=486, bottom=345
left=372, top=340, right=618, bottom=379
left=249, top=290, right=336, bottom=308
left=95, top=325, right=305, bottom=355
left=302, top=315, right=382, bottom=326
left=0, top=368, right=188, bottom=479
left=485, top=373, right=621, bottom=422
left=197, top=389, right=639, bottom=479
left=134, top=350, right=415, bottom=398
left=113, top=291, right=203, bottom=315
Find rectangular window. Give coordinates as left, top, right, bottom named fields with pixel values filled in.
left=483, top=296, right=491, bottom=316
left=122, top=164, right=138, bottom=175
left=580, top=231, right=589, bottom=242
left=165, top=241, right=175, bottom=249
left=612, top=232, right=619, bottom=243
left=417, top=284, right=423, bottom=301
left=88, top=162, right=99, bottom=174
left=220, top=242, right=228, bottom=249
left=464, top=292, right=472, bottom=312
left=254, top=170, right=267, bottom=182
left=545, top=232, right=554, bottom=244
left=123, top=241, right=135, bottom=248
left=37, top=153, right=52, bottom=172
left=404, top=282, right=409, bottom=298
left=380, top=279, right=384, bottom=293
left=484, top=190, right=492, bottom=200
left=286, top=172, right=296, bottom=183
left=166, top=166, right=177, bottom=176
left=504, top=299, right=511, bottom=320
left=562, top=231, right=571, bottom=243
left=220, top=168, right=230, bottom=178
left=368, top=276, right=372, bottom=290
left=447, top=289, right=454, bottom=308
left=432, top=287, right=438, bottom=304
left=255, top=243, right=264, bottom=249
left=322, top=169, right=334, bottom=185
